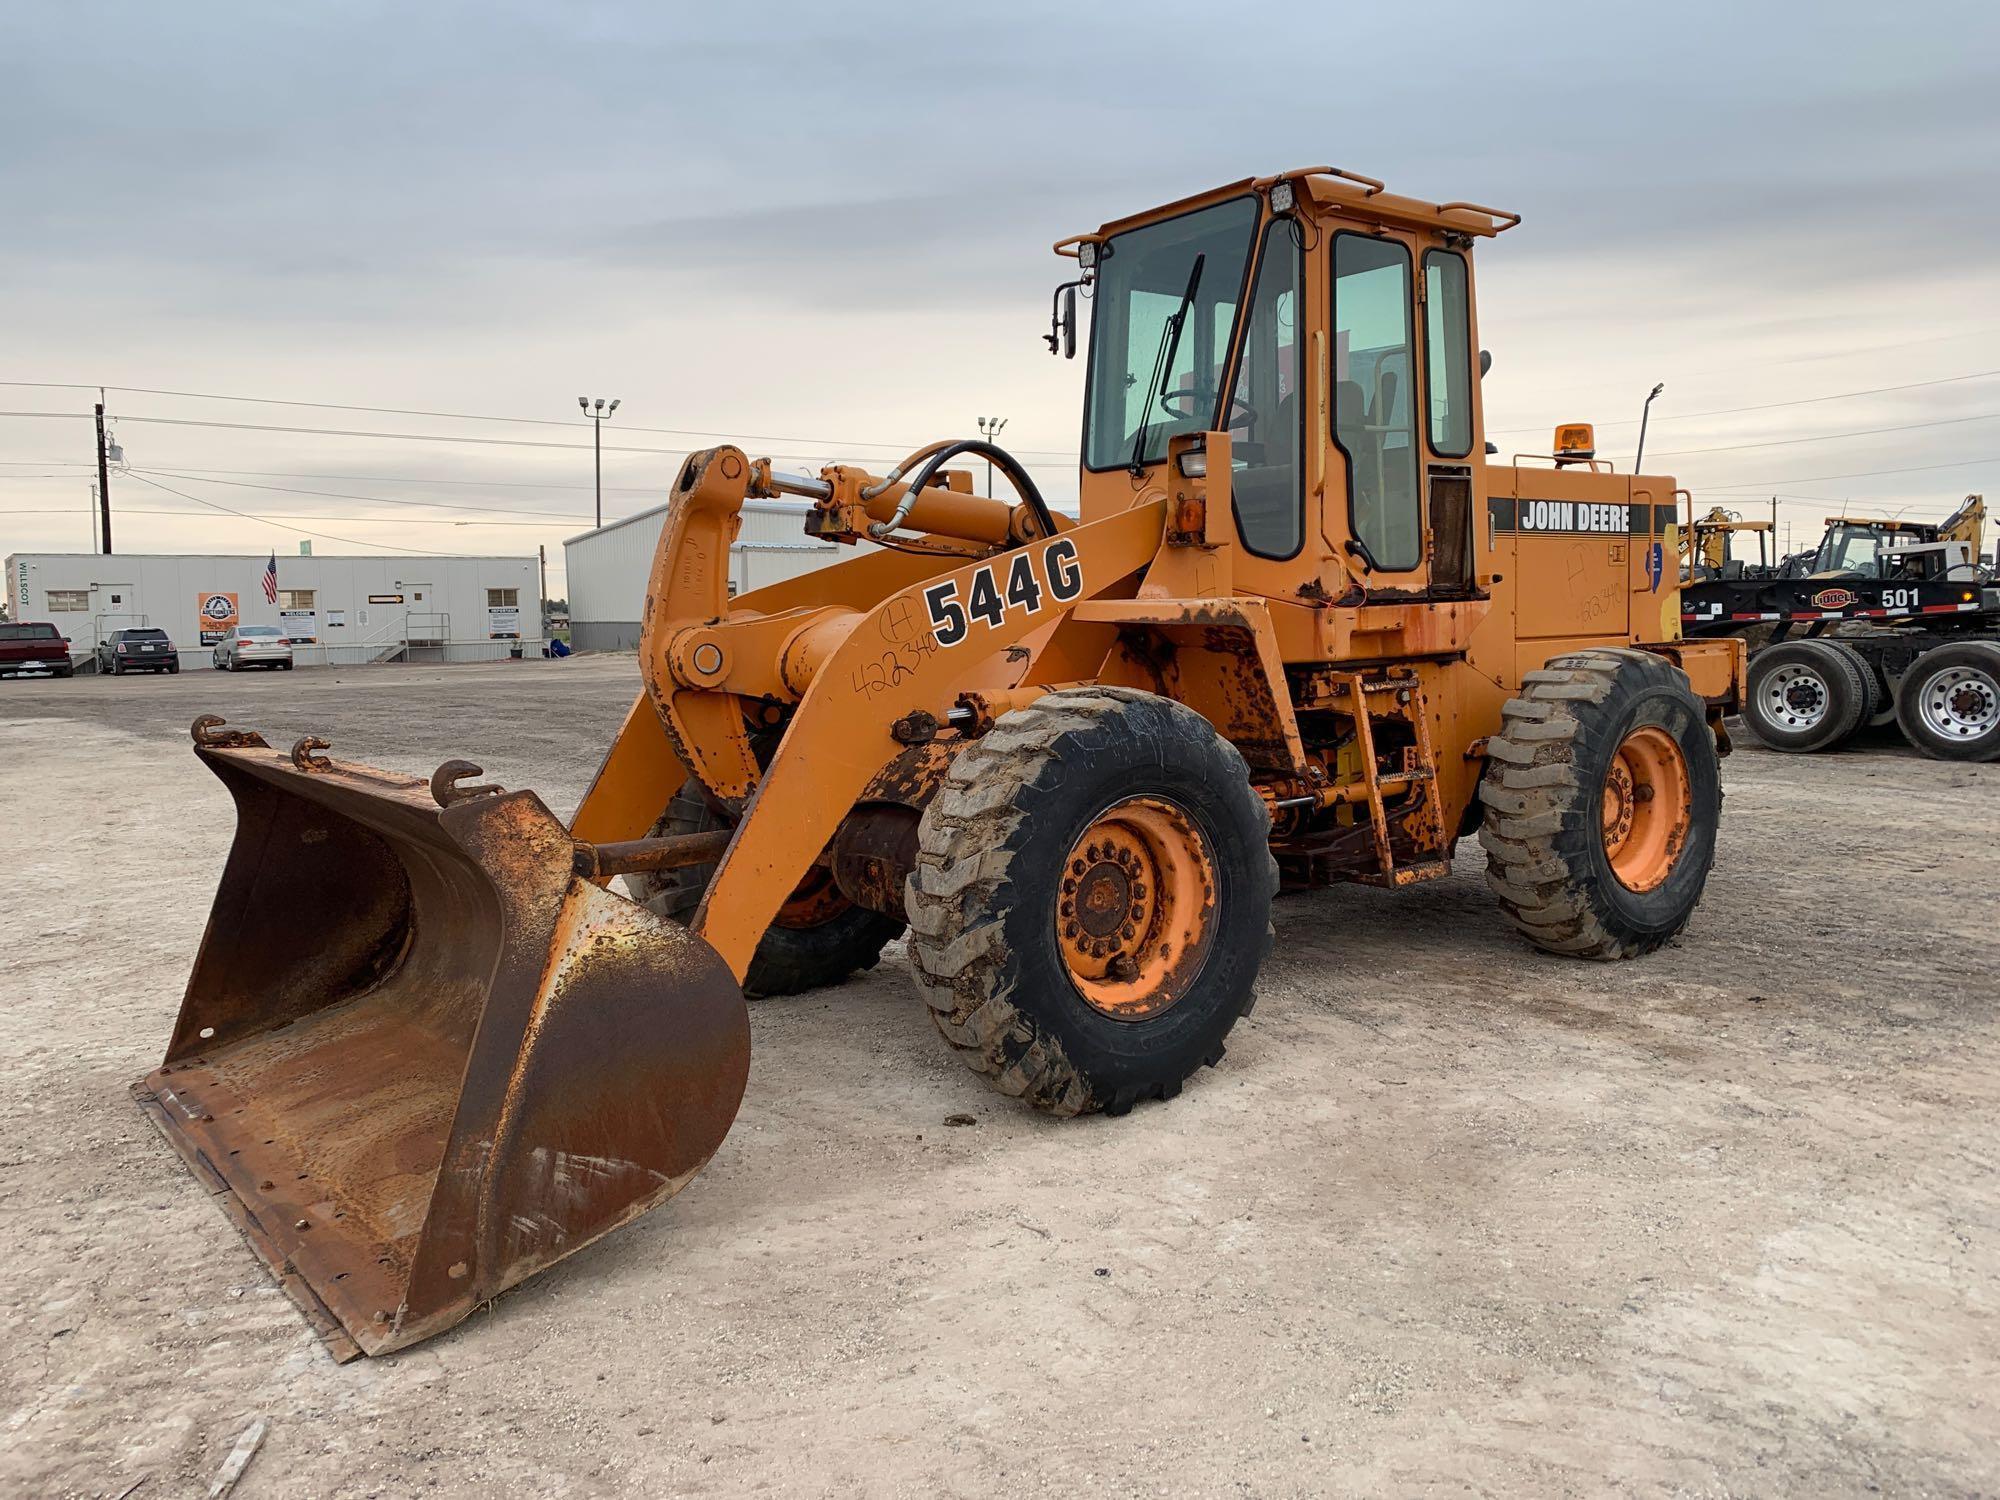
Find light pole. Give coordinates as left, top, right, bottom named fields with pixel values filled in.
left=1633, top=382, right=1664, bottom=474
left=976, top=415, right=1008, bottom=496
left=578, top=396, right=620, bottom=529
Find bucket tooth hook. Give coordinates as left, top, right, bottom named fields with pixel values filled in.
left=291, top=736, right=334, bottom=772
left=191, top=714, right=269, bottom=749
left=431, top=758, right=503, bottom=807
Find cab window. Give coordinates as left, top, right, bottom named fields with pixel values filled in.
left=1223, top=222, right=1304, bottom=556
left=1332, top=235, right=1421, bottom=571
left=1422, top=250, right=1472, bottom=459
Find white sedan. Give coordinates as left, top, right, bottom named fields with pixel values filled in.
left=212, top=624, right=295, bottom=671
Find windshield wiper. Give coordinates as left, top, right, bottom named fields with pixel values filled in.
left=1128, top=252, right=1205, bottom=476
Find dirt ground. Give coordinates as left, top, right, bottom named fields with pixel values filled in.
left=2, top=656, right=1995, bottom=1499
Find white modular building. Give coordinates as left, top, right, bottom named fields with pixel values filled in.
left=5, top=551, right=542, bottom=671
left=563, top=499, right=840, bottom=652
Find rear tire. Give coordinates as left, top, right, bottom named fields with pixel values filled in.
left=1480, top=649, right=1721, bottom=959
left=906, top=687, right=1275, bottom=1117
left=1741, top=639, right=1867, bottom=753
left=1822, top=639, right=1881, bottom=740
left=1893, top=641, right=2000, bottom=762
left=626, top=780, right=903, bottom=998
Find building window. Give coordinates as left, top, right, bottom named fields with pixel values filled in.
left=279, top=589, right=316, bottom=610
left=46, top=589, right=89, bottom=611
left=487, top=588, right=519, bottom=608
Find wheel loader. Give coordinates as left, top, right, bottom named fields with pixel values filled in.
left=134, top=166, right=1747, bottom=1360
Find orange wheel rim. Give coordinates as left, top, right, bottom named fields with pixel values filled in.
left=1056, top=797, right=1216, bottom=1019
left=774, top=864, right=850, bottom=928
left=1601, top=726, right=1692, bottom=893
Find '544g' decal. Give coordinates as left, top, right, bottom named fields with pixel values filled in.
left=923, top=537, right=1082, bottom=647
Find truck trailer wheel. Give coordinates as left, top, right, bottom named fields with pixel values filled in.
left=1741, top=639, right=1868, bottom=752
left=1479, top=649, right=1721, bottom=959
left=1894, top=641, right=2000, bottom=762
left=628, top=780, right=903, bottom=997
left=906, top=688, right=1276, bottom=1117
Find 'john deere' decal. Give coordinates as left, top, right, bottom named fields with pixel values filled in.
left=1488, top=498, right=1675, bottom=536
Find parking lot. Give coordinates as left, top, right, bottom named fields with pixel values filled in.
left=2, top=655, right=1995, bottom=1497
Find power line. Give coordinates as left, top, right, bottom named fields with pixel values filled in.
left=0, top=379, right=1081, bottom=460
left=1, top=408, right=1082, bottom=473
left=122, top=472, right=445, bottom=554
left=0, top=505, right=575, bottom=528
left=3, top=460, right=660, bottom=493
left=1487, top=366, right=2000, bottom=437
left=1704, top=453, right=2000, bottom=490
left=1649, top=410, right=2000, bottom=460
left=130, top=468, right=589, bottom=522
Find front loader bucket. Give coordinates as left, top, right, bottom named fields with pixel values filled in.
left=133, top=726, right=749, bottom=1360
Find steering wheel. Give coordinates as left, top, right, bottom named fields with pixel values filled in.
left=1157, top=388, right=1255, bottom=427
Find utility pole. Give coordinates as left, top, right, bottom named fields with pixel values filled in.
left=538, top=544, right=548, bottom=633
left=578, top=395, right=620, bottom=529
left=94, top=398, right=114, bottom=554
left=976, top=415, right=1008, bottom=496
left=1632, top=382, right=1664, bottom=474
left=90, top=481, right=100, bottom=552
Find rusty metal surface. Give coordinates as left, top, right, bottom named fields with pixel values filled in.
left=829, top=805, right=921, bottom=922
left=136, top=741, right=750, bottom=1358
left=575, top=828, right=735, bottom=880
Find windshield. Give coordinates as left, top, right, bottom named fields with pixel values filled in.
left=0, top=624, right=59, bottom=641
left=1820, top=525, right=1884, bottom=575
left=1082, top=196, right=1258, bottom=471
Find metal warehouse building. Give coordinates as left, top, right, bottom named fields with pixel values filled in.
left=563, top=499, right=839, bottom=652
left=6, top=551, right=542, bottom=671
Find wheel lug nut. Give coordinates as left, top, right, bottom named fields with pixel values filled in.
left=1121, top=924, right=1137, bottom=941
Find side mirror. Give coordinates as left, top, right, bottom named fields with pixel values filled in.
left=1478, top=348, right=1493, bottom=378
left=1045, top=280, right=1081, bottom=359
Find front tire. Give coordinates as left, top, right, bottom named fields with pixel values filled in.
left=1894, top=641, right=2000, bottom=762
left=906, top=688, right=1276, bottom=1117
left=1480, top=649, right=1721, bottom=959
left=626, top=780, right=903, bottom=998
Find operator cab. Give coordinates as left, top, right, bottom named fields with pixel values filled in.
left=1055, top=168, right=1515, bottom=604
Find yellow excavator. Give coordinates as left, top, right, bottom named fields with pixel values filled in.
left=135, top=166, right=1745, bottom=1359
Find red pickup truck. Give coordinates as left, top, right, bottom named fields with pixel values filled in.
left=0, top=621, right=76, bottom=678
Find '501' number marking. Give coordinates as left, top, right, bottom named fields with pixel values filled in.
left=924, top=537, right=1082, bottom=648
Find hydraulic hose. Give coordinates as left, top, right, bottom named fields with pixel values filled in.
left=868, top=439, right=1059, bottom=543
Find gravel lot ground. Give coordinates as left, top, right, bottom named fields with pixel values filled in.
left=2, top=656, right=1995, bottom=1499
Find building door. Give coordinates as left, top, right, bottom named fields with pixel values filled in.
left=403, top=584, right=442, bottom=644
left=91, top=583, right=141, bottom=659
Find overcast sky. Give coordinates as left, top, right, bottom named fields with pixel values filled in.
left=5, top=1, right=1999, bottom=593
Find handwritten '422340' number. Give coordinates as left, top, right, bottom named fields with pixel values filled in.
left=923, top=537, right=1082, bottom=647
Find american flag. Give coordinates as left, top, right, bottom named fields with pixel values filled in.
left=261, top=551, right=278, bottom=603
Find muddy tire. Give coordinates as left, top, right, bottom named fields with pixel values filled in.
left=1479, top=648, right=1721, bottom=960
left=626, top=780, right=902, bottom=998
left=1893, top=641, right=2000, bottom=762
left=906, top=687, right=1276, bottom=1117
left=1742, top=639, right=1867, bottom=753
